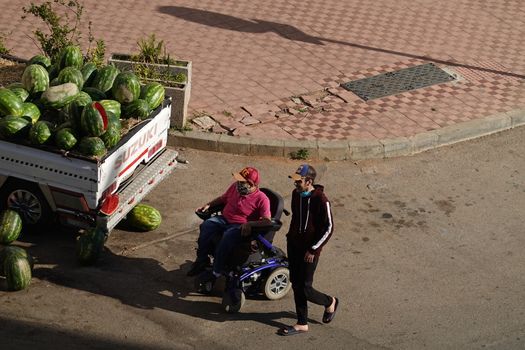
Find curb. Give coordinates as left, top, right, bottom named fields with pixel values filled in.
left=170, top=109, right=525, bottom=160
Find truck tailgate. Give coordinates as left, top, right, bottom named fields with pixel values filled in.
left=96, top=148, right=179, bottom=232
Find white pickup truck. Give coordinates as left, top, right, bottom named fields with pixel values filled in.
left=0, top=100, right=179, bottom=233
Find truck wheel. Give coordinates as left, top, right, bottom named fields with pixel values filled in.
left=0, top=180, right=53, bottom=230
left=263, top=267, right=292, bottom=300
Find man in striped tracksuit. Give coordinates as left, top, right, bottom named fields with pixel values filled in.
left=277, top=164, right=339, bottom=336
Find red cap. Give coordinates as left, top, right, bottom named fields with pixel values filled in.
left=233, top=167, right=260, bottom=186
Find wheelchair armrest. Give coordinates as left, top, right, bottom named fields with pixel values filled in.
left=195, top=204, right=225, bottom=220
left=251, top=219, right=282, bottom=234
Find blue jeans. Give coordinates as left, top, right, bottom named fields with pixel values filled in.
left=196, top=215, right=242, bottom=275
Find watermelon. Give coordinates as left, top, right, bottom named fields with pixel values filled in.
left=0, top=116, right=31, bottom=139
left=0, top=209, right=22, bottom=244
left=78, top=136, right=106, bottom=157
left=20, top=102, right=41, bottom=123
left=100, top=126, right=121, bottom=149
left=7, top=82, right=24, bottom=89
left=57, top=66, right=84, bottom=89
left=122, top=99, right=150, bottom=120
left=99, top=100, right=121, bottom=119
left=55, top=121, right=73, bottom=131
left=49, top=77, right=60, bottom=87
left=47, top=63, right=60, bottom=80
left=4, top=253, right=32, bottom=291
left=81, top=62, right=97, bottom=87
left=21, top=64, right=49, bottom=95
left=0, top=246, right=34, bottom=277
left=126, top=204, right=162, bottom=231
left=82, top=87, right=106, bottom=101
left=80, top=102, right=108, bottom=137
left=55, top=127, right=78, bottom=150
left=76, top=226, right=107, bottom=265
left=40, top=82, right=79, bottom=109
left=64, top=92, right=92, bottom=128
left=0, top=88, right=23, bottom=117
left=29, top=120, right=53, bottom=145
left=75, top=91, right=93, bottom=106
left=59, top=45, right=83, bottom=70
left=106, top=111, right=122, bottom=131
left=7, top=85, right=29, bottom=102
left=111, top=72, right=140, bottom=104
left=90, top=65, right=119, bottom=93
left=140, top=82, right=165, bottom=110
left=28, top=54, right=51, bottom=68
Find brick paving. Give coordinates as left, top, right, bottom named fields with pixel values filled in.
left=0, top=0, right=524, bottom=142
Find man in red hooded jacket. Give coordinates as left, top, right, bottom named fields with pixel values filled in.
left=277, top=164, right=338, bottom=336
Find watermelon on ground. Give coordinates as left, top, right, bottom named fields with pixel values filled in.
left=0, top=245, right=34, bottom=277
left=0, top=209, right=22, bottom=245
left=4, top=253, right=32, bottom=291
left=76, top=226, right=107, bottom=265
left=126, top=204, right=162, bottom=231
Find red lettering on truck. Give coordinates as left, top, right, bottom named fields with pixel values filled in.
left=114, top=123, right=158, bottom=170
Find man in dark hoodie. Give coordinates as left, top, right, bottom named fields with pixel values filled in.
left=277, top=164, right=338, bottom=336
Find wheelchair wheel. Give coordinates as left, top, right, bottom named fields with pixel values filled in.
left=222, top=288, right=245, bottom=313
left=194, top=272, right=215, bottom=294
left=263, top=267, right=291, bottom=300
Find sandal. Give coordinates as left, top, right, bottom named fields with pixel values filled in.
left=322, top=297, right=339, bottom=323
left=277, top=325, right=307, bottom=336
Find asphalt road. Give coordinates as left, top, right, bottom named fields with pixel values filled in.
left=1, top=127, right=525, bottom=350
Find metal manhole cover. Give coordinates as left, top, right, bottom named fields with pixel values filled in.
left=341, top=63, right=455, bottom=101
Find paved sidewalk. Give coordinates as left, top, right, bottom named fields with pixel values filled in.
left=1, top=0, right=524, bottom=159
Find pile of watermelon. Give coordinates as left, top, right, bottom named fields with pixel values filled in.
left=0, top=209, right=33, bottom=291
left=0, top=45, right=166, bottom=158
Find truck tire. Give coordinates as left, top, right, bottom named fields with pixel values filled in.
left=0, top=179, right=53, bottom=231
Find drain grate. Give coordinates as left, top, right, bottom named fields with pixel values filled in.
left=341, top=63, right=455, bottom=101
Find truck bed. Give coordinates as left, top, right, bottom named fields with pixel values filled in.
left=0, top=100, right=172, bottom=210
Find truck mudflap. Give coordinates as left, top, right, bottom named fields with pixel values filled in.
left=96, top=148, right=181, bottom=232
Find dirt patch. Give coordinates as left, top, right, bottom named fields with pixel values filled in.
left=0, top=58, right=24, bottom=87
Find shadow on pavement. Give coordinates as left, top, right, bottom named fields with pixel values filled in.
left=158, top=5, right=525, bottom=80
left=157, top=5, right=324, bottom=45
left=0, top=316, right=173, bottom=350
left=23, top=228, right=305, bottom=329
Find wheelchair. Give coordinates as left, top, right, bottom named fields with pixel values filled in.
left=194, top=188, right=291, bottom=313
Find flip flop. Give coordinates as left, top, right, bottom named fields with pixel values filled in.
left=322, top=297, right=339, bottom=324
left=277, top=325, right=307, bottom=336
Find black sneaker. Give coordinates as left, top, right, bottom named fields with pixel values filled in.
left=186, top=259, right=209, bottom=276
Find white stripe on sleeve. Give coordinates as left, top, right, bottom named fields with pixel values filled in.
left=312, top=201, right=333, bottom=250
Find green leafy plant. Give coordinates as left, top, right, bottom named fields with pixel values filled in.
left=21, top=0, right=104, bottom=61
left=132, top=33, right=180, bottom=65
left=132, top=64, right=186, bottom=86
left=22, top=0, right=84, bottom=59
left=86, top=29, right=106, bottom=67
left=126, top=33, right=187, bottom=86
left=290, top=149, right=310, bottom=160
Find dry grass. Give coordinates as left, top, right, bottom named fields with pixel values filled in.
left=0, top=58, right=25, bottom=87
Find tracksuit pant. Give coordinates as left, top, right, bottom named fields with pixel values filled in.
left=287, top=242, right=332, bottom=325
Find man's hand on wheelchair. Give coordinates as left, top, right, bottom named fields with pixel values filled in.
left=196, top=204, right=210, bottom=213
left=250, top=239, right=258, bottom=253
